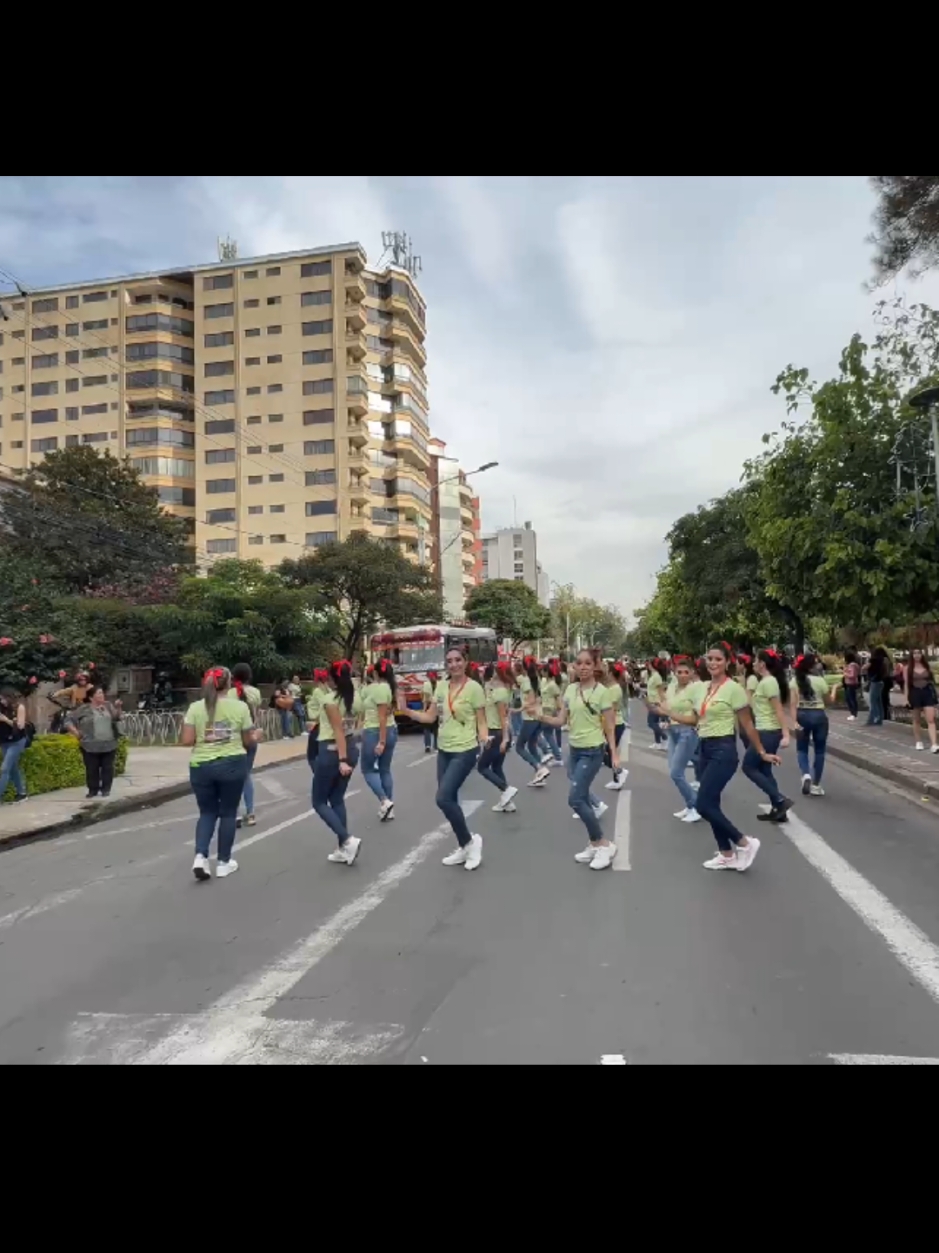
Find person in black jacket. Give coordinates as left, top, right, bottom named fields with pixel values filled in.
left=866, top=647, right=888, bottom=726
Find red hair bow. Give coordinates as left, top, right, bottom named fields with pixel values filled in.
left=202, top=667, right=226, bottom=689
left=764, top=648, right=779, bottom=660
left=523, top=655, right=537, bottom=667
left=737, top=653, right=752, bottom=665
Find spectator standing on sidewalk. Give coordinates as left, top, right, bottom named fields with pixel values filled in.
left=231, top=662, right=263, bottom=827
left=0, top=686, right=29, bottom=804
left=866, top=647, right=889, bottom=726
left=842, top=650, right=861, bottom=720
left=288, top=675, right=307, bottom=735
left=273, top=681, right=295, bottom=739
left=902, top=648, right=939, bottom=754
left=65, top=684, right=124, bottom=799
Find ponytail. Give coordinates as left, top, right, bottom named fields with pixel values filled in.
left=201, top=666, right=231, bottom=722
left=523, top=654, right=541, bottom=697
left=610, top=660, right=628, bottom=696
left=329, top=660, right=356, bottom=715
left=793, top=653, right=815, bottom=703
left=375, top=657, right=397, bottom=701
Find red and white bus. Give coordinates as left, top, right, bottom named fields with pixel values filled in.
left=369, top=624, right=499, bottom=724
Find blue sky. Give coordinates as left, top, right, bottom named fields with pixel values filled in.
left=2, top=175, right=936, bottom=619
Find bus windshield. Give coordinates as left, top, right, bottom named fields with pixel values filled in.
left=394, top=643, right=446, bottom=669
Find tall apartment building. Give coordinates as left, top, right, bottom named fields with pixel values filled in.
left=0, top=243, right=432, bottom=567
left=428, top=438, right=478, bottom=619
left=481, top=520, right=551, bottom=605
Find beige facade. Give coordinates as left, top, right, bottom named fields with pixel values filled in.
left=0, top=243, right=432, bottom=569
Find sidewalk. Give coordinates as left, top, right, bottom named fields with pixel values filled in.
left=0, top=737, right=310, bottom=847
left=825, top=706, right=939, bottom=800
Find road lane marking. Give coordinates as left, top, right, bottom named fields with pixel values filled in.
left=407, top=752, right=438, bottom=767
left=600, top=1054, right=628, bottom=1064
left=785, top=812, right=939, bottom=1006
left=59, top=800, right=483, bottom=1064
left=829, top=1053, right=939, bottom=1065
left=0, top=883, right=114, bottom=930
left=258, top=775, right=290, bottom=798
left=612, top=791, right=631, bottom=871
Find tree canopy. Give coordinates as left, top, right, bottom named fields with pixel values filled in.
left=464, top=579, right=551, bottom=648
left=869, top=176, right=939, bottom=283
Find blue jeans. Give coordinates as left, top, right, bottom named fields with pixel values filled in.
left=242, top=742, right=257, bottom=815
left=866, top=680, right=884, bottom=725
left=568, top=746, right=604, bottom=842
left=667, top=725, right=699, bottom=809
left=0, top=737, right=28, bottom=801
left=189, top=754, right=249, bottom=862
left=423, top=720, right=438, bottom=750
left=435, top=747, right=478, bottom=846
left=542, top=724, right=563, bottom=760
left=845, top=685, right=859, bottom=717
left=361, top=725, right=397, bottom=803
left=312, top=739, right=359, bottom=846
left=647, top=709, right=666, bottom=744
left=695, top=735, right=745, bottom=852
left=280, top=708, right=294, bottom=738
left=510, top=709, right=523, bottom=738
left=306, top=724, right=319, bottom=769
left=515, top=719, right=543, bottom=770
left=741, top=727, right=785, bottom=807
left=478, top=730, right=509, bottom=791
left=796, top=709, right=828, bottom=784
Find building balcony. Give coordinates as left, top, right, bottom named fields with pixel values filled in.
left=387, top=290, right=424, bottom=338
left=346, top=375, right=368, bottom=415
left=348, top=474, right=370, bottom=505
left=387, top=429, right=430, bottom=470
left=345, top=273, right=366, bottom=303
left=346, top=445, right=369, bottom=471
left=390, top=518, right=420, bottom=541
left=345, top=302, right=366, bottom=331
left=460, top=502, right=474, bottom=525
left=345, top=330, right=366, bottom=361
left=386, top=318, right=426, bottom=367
left=347, top=419, right=369, bottom=447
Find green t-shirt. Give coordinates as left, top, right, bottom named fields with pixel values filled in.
left=608, top=683, right=625, bottom=726
left=746, top=673, right=758, bottom=695
left=693, top=679, right=748, bottom=739
left=541, top=678, right=561, bottom=715
left=185, top=696, right=252, bottom=766
left=485, top=683, right=510, bottom=732
left=797, top=675, right=829, bottom=709
left=422, top=679, right=434, bottom=703
left=518, top=673, right=540, bottom=721
left=752, top=675, right=782, bottom=731
left=318, top=688, right=364, bottom=742
left=241, top=684, right=262, bottom=714
left=434, top=678, right=486, bottom=752
left=306, top=688, right=325, bottom=723
left=647, top=670, right=664, bottom=701
left=565, top=681, right=613, bottom=749
left=666, top=679, right=704, bottom=724
left=362, top=681, right=393, bottom=730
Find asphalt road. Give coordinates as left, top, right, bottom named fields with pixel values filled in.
left=3, top=713, right=939, bottom=1065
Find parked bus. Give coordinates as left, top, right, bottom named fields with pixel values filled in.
left=369, top=624, right=499, bottom=725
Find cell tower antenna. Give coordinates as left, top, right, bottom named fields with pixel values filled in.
left=379, top=230, right=422, bottom=279
left=217, top=235, right=238, bottom=261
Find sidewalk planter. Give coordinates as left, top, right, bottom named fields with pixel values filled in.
left=2, top=735, right=128, bottom=802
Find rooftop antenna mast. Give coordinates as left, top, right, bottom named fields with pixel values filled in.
left=379, top=230, right=422, bottom=279
left=217, top=235, right=238, bottom=262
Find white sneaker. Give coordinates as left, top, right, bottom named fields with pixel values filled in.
left=378, top=798, right=395, bottom=821
left=674, top=807, right=689, bottom=819
left=463, top=834, right=483, bottom=871
left=540, top=753, right=555, bottom=766
left=810, top=784, right=825, bottom=796
left=442, top=845, right=468, bottom=866
left=528, top=768, right=549, bottom=787
left=681, top=808, right=702, bottom=823
left=215, top=859, right=239, bottom=879
left=592, top=801, right=609, bottom=820
left=916, top=742, right=925, bottom=751
left=801, top=773, right=812, bottom=795
left=589, top=843, right=616, bottom=870
left=846, top=715, right=857, bottom=722
left=192, top=853, right=211, bottom=881
left=504, top=802, right=517, bottom=813
left=500, top=785, right=519, bottom=808
left=342, top=836, right=361, bottom=865
left=572, top=810, right=581, bottom=821
left=735, top=836, right=760, bottom=872
left=703, top=851, right=737, bottom=870
left=932, top=746, right=939, bottom=755
left=574, top=844, right=597, bottom=863
left=605, top=772, right=627, bottom=791
left=327, top=848, right=347, bottom=862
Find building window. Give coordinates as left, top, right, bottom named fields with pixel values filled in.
left=304, top=378, right=333, bottom=395
left=126, top=313, right=194, bottom=337
left=32, top=324, right=58, bottom=341
left=244, top=298, right=259, bottom=309
left=82, top=291, right=108, bottom=303
left=66, top=434, right=79, bottom=447
left=206, top=448, right=236, bottom=464
left=247, top=445, right=262, bottom=454
left=306, top=531, right=337, bottom=547
left=203, top=274, right=233, bottom=291
left=246, top=386, right=261, bottom=396
left=248, top=504, right=262, bottom=515
left=126, top=370, right=194, bottom=392
left=248, top=535, right=263, bottom=545
left=268, top=443, right=284, bottom=453
left=243, top=270, right=258, bottom=280
left=514, top=563, right=524, bottom=574
left=66, top=323, right=79, bottom=336
left=269, top=474, right=284, bottom=483
left=304, top=439, right=335, bottom=456
left=268, top=413, right=283, bottom=423
left=245, top=357, right=260, bottom=366
left=66, top=407, right=78, bottom=421
left=204, top=303, right=234, bottom=319
left=267, top=383, right=283, bottom=394
left=269, top=503, right=285, bottom=513
left=206, top=508, right=236, bottom=524
left=206, top=478, right=236, bottom=493
left=66, top=295, right=79, bottom=309
left=205, top=360, right=234, bottom=377
left=81, top=403, right=108, bottom=415
left=66, top=350, right=79, bottom=364
left=125, top=342, right=196, bottom=364
left=12, top=356, right=25, bottom=365
left=32, top=297, right=59, bottom=314
left=83, top=318, right=108, bottom=331
left=31, top=408, right=58, bottom=423
left=269, top=534, right=286, bottom=544
left=371, top=507, right=398, bottom=525
left=82, top=431, right=108, bottom=443
left=247, top=415, right=261, bottom=425
left=205, top=331, right=234, bottom=348
left=266, top=296, right=281, bottom=306
left=31, top=436, right=58, bottom=453
left=125, top=427, right=195, bottom=448
left=157, top=486, right=196, bottom=506
left=245, top=327, right=261, bottom=337
left=11, top=440, right=24, bottom=449
left=370, top=477, right=386, bottom=493
left=32, top=353, right=59, bottom=369
left=302, top=319, right=333, bottom=336
left=82, top=346, right=109, bottom=359
left=248, top=475, right=262, bottom=484
left=31, top=380, right=58, bottom=397
left=130, top=456, right=195, bottom=478
left=303, top=349, right=333, bottom=366
left=206, top=418, right=235, bottom=435
left=204, top=389, right=236, bottom=405
left=207, top=538, right=237, bottom=554
left=267, top=354, right=282, bottom=364
left=266, top=267, right=281, bottom=277
left=267, top=325, right=282, bottom=335
left=305, top=499, right=337, bottom=516
left=305, top=469, right=337, bottom=486
left=301, top=291, right=332, bottom=307
left=301, top=261, right=331, bottom=278
left=303, top=408, right=334, bottom=425
left=66, top=378, right=79, bottom=393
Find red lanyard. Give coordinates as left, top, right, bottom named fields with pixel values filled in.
left=447, top=680, right=467, bottom=717
left=700, top=677, right=728, bottom=719
left=577, top=682, right=599, bottom=716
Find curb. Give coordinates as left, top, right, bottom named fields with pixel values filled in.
left=825, top=741, right=939, bottom=803
left=0, top=750, right=309, bottom=853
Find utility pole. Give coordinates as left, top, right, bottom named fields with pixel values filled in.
left=909, top=386, right=939, bottom=528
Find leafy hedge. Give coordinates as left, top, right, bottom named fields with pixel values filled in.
left=2, top=735, right=128, bottom=802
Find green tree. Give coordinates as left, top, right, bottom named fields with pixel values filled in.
left=869, top=176, right=939, bottom=283
left=2, top=446, right=190, bottom=596
left=278, top=534, right=442, bottom=659
left=464, top=579, right=551, bottom=649
left=0, top=550, right=95, bottom=689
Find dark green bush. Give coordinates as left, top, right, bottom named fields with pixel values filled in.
left=2, top=735, right=128, bottom=802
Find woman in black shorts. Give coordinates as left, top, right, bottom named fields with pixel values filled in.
left=903, top=648, right=939, bottom=753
